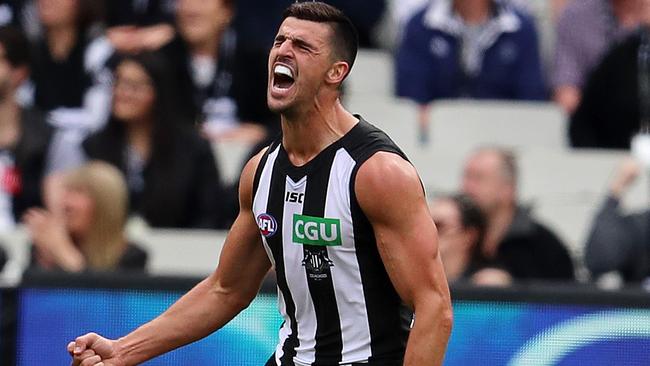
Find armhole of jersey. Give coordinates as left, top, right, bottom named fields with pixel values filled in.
left=349, top=147, right=412, bottom=220
left=252, top=142, right=276, bottom=198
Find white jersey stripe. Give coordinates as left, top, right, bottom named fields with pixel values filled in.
left=256, top=145, right=279, bottom=268
left=275, top=289, right=288, bottom=364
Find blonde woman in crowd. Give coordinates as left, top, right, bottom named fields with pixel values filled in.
left=24, top=161, right=147, bottom=272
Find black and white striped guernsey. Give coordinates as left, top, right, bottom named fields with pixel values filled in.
left=252, top=117, right=411, bottom=366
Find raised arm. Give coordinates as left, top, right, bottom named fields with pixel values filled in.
left=69, top=149, right=272, bottom=366
left=355, top=152, right=453, bottom=366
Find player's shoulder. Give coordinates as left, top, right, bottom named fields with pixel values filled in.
left=239, top=146, right=271, bottom=207
left=355, top=151, right=421, bottom=198
left=242, top=146, right=270, bottom=183
left=354, top=151, right=425, bottom=222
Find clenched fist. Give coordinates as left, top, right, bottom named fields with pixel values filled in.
left=68, top=333, right=123, bottom=366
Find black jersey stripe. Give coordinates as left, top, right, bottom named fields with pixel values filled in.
left=264, top=153, right=298, bottom=366
left=299, top=149, right=344, bottom=365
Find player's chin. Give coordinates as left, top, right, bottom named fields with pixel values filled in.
left=267, top=95, right=292, bottom=114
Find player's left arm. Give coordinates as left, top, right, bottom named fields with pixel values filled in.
left=356, top=152, right=452, bottom=366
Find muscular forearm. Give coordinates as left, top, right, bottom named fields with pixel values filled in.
left=116, top=276, right=251, bottom=365
left=404, top=298, right=453, bottom=366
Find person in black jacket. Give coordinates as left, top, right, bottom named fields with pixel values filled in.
left=25, top=161, right=147, bottom=272
left=30, top=0, right=113, bottom=172
left=160, top=0, right=277, bottom=142
left=83, top=52, right=229, bottom=229
left=461, top=147, right=575, bottom=282
left=570, top=2, right=650, bottom=149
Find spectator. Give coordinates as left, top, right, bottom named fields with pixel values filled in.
left=0, top=26, right=52, bottom=232
left=461, top=147, right=575, bottom=281
left=553, top=0, right=641, bottom=114
left=24, top=161, right=147, bottom=272
left=83, top=52, right=229, bottom=229
left=569, top=1, right=650, bottom=149
left=430, top=193, right=490, bottom=284
left=396, top=0, right=546, bottom=140
left=585, top=158, right=650, bottom=283
left=30, top=0, right=113, bottom=172
left=163, top=0, right=276, bottom=143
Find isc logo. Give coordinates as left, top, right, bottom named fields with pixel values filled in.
left=257, top=213, right=277, bottom=237
left=285, top=191, right=304, bottom=203
left=293, top=214, right=342, bottom=246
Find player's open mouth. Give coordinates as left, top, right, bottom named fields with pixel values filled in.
left=273, top=64, right=295, bottom=90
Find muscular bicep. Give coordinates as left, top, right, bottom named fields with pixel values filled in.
left=355, top=153, right=449, bottom=308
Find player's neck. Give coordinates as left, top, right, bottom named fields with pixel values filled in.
left=281, top=99, right=358, bottom=167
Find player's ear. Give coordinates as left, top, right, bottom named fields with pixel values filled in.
left=325, top=61, right=350, bottom=86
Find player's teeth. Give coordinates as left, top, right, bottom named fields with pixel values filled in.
left=274, top=65, right=294, bottom=78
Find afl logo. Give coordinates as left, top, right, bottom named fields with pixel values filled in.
left=257, top=213, right=278, bottom=237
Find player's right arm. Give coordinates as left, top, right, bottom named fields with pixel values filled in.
left=69, top=149, right=272, bottom=366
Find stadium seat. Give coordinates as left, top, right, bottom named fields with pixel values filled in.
left=346, top=49, right=394, bottom=97
left=426, top=100, right=568, bottom=151
left=133, top=227, right=228, bottom=276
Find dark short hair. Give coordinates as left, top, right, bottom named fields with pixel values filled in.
left=0, top=26, right=29, bottom=68
left=282, top=2, right=359, bottom=72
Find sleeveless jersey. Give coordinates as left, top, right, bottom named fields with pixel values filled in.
left=252, top=118, right=411, bottom=366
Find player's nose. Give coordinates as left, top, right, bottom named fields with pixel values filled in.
left=276, top=39, right=295, bottom=58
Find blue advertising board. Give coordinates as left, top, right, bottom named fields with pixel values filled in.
left=15, top=286, right=650, bottom=365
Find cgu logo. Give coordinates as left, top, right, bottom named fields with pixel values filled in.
left=257, top=213, right=278, bottom=237
left=293, top=214, right=342, bottom=246
left=285, top=191, right=305, bottom=203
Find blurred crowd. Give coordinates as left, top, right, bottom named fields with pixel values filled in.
left=0, top=0, right=645, bottom=288
left=397, top=0, right=650, bottom=287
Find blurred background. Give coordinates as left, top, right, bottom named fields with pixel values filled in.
left=0, top=0, right=649, bottom=364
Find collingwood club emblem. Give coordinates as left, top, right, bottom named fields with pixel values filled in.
left=302, top=248, right=334, bottom=280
